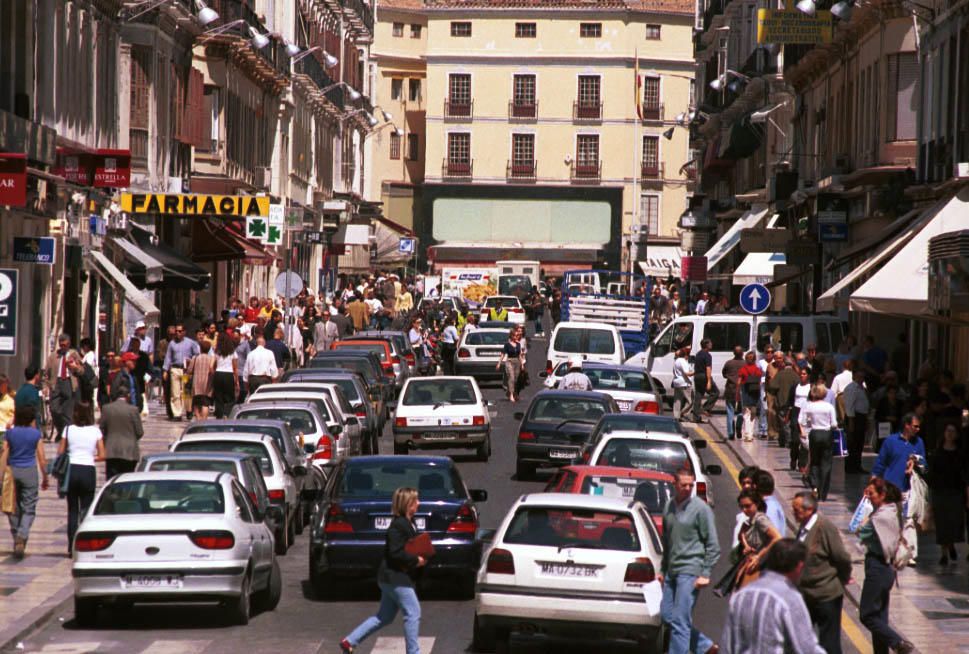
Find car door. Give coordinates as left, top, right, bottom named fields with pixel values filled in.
left=232, top=480, right=271, bottom=571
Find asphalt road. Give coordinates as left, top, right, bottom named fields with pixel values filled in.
left=13, top=335, right=794, bottom=654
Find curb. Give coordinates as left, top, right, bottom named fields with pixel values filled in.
left=0, top=583, right=73, bottom=652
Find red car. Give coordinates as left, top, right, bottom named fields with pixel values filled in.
left=544, top=465, right=674, bottom=535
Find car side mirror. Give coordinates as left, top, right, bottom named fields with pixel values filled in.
left=513, top=412, right=524, bottom=420
left=251, top=505, right=265, bottom=521
left=347, top=416, right=360, bottom=426
left=470, top=489, right=488, bottom=502
left=292, top=465, right=309, bottom=477
left=692, top=439, right=707, bottom=449
left=705, top=464, right=722, bottom=476
left=331, top=424, right=343, bottom=436
left=476, top=528, right=497, bottom=543
left=538, top=372, right=548, bottom=378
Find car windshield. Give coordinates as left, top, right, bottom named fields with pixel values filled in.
left=586, top=368, right=649, bottom=392
left=498, top=275, right=531, bottom=296
left=236, top=408, right=317, bottom=436
left=187, top=424, right=287, bottom=452
left=465, top=331, right=509, bottom=346
left=553, top=327, right=616, bottom=355
left=503, top=507, right=640, bottom=551
left=335, top=342, right=387, bottom=361
left=94, top=480, right=225, bottom=515
left=580, top=476, right=673, bottom=513
left=483, top=297, right=520, bottom=309
left=596, top=439, right=694, bottom=475
left=175, top=441, right=274, bottom=474
left=402, top=379, right=477, bottom=405
left=147, top=460, right=239, bottom=477
left=593, top=414, right=684, bottom=438
left=339, top=462, right=460, bottom=499
left=528, top=397, right=607, bottom=424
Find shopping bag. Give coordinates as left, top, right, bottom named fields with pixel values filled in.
left=742, top=410, right=757, bottom=441
left=642, top=580, right=662, bottom=615
left=832, top=429, right=848, bottom=457
left=0, top=470, right=14, bottom=514
left=848, top=496, right=873, bottom=533
left=713, top=556, right=744, bottom=598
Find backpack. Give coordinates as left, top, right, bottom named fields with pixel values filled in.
left=891, top=511, right=918, bottom=571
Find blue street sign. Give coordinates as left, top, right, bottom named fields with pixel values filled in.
left=739, top=282, right=771, bottom=315
left=12, top=237, right=55, bottom=264
left=398, top=237, right=416, bottom=255
left=819, top=223, right=848, bottom=241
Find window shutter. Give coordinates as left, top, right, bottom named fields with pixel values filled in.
left=895, top=53, right=918, bottom=141
left=184, top=67, right=205, bottom=147
left=130, top=46, right=151, bottom=130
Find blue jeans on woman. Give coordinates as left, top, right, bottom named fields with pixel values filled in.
left=7, top=466, right=38, bottom=542
left=345, top=581, right=421, bottom=653
left=660, top=573, right=714, bottom=654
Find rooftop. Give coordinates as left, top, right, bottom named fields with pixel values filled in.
left=385, top=0, right=694, bottom=14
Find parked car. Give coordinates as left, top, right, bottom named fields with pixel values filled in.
left=72, top=471, right=280, bottom=626
left=228, top=401, right=335, bottom=469
left=247, top=393, right=363, bottom=459
left=455, top=327, right=513, bottom=383
left=308, top=455, right=487, bottom=597
left=352, top=330, right=415, bottom=372
left=479, top=295, right=526, bottom=324
left=473, top=493, right=663, bottom=651
left=336, top=337, right=410, bottom=392
left=283, top=368, right=386, bottom=433
left=514, top=390, right=619, bottom=480
left=393, top=376, right=493, bottom=460
left=309, top=351, right=393, bottom=405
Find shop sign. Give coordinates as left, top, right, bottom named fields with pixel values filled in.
left=304, top=231, right=325, bottom=244
left=819, top=222, right=848, bottom=241
left=785, top=237, right=820, bottom=265
left=12, top=237, right=55, bottom=264
left=757, top=9, right=833, bottom=44
left=93, top=150, right=131, bottom=188
left=0, top=154, right=27, bottom=207
left=741, top=228, right=792, bottom=253
left=246, top=215, right=269, bottom=241
left=265, top=223, right=283, bottom=245
left=681, top=255, right=708, bottom=282
left=56, top=151, right=92, bottom=185
left=120, top=193, right=270, bottom=217
left=0, top=269, right=17, bottom=355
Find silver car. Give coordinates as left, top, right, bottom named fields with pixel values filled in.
left=72, top=471, right=279, bottom=627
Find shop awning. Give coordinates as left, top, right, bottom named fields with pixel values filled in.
left=88, top=250, right=160, bottom=324
left=332, top=223, right=371, bottom=246
left=111, top=238, right=163, bottom=285
left=128, top=227, right=209, bottom=290
left=638, top=244, right=684, bottom=277
left=372, top=216, right=415, bottom=265
left=732, top=214, right=785, bottom=285
left=191, top=220, right=275, bottom=266
left=850, top=189, right=969, bottom=316
left=705, top=207, right=769, bottom=271
left=225, top=223, right=276, bottom=266
left=827, top=207, right=923, bottom=270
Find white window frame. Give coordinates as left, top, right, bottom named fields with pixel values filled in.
left=639, top=192, right=662, bottom=236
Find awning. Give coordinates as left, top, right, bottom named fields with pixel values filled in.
left=190, top=220, right=276, bottom=266
left=827, top=207, right=922, bottom=270
left=88, top=250, right=160, bottom=324
left=732, top=214, right=785, bottom=285
left=849, top=189, right=969, bottom=316
left=225, top=223, right=276, bottom=266
left=128, top=227, right=210, bottom=290
left=332, top=222, right=371, bottom=246
left=111, top=238, right=163, bottom=285
left=705, top=207, right=769, bottom=270
left=638, top=244, right=684, bottom=277
left=372, top=216, right=415, bottom=265
left=718, top=119, right=764, bottom=160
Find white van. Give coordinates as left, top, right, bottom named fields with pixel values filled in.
left=546, top=321, right=626, bottom=374
left=626, top=315, right=848, bottom=398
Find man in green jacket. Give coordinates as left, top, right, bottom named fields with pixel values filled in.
left=793, top=491, right=852, bottom=654
left=660, top=469, right=721, bottom=654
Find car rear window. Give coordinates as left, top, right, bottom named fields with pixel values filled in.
left=586, top=368, right=649, bottom=392
left=580, top=476, right=674, bottom=514
left=483, top=297, right=521, bottom=309
left=187, top=424, right=286, bottom=451
left=339, top=462, right=459, bottom=499
left=250, top=396, right=332, bottom=423
left=596, top=438, right=694, bottom=475
left=465, top=331, right=508, bottom=346
left=553, top=327, right=616, bottom=355
left=528, top=397, right=607, bottom=424
left=503, top=506, right=640, bottom=551
left=235, top=408, right=317, bottom=436
left=593, top=414, right=684, bottom=438
left=402, top=379, right=477, bottom=405
left=147, top=460, right=239, bottom=477
left=335, top=342, right=388, bottom=361
left=175, top=441, right=275, bottom=474
left=95, top=480, right=225, bottom=515
left=498, top=275, right=531, bottom=296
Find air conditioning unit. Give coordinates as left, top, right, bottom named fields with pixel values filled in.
left=254, top=166, right=272, bottom=189
left=954, top=162, right=969, bottom=179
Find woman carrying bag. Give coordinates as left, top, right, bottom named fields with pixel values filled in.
left=737, top=351, right=762, bottom=441
left=0, top=405, right=49, bottom=558
left=341, top=487, right=429, bottom=654
left=716, top=489, right=781, bottom=595
left=58, top=402, right=105, bottom=555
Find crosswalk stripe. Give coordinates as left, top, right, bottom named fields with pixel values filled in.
left=140, top=640, right=211, bottom=654
left=369, top=636, right=435, bottom=653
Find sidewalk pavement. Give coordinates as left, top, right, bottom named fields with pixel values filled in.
left=0, top=404, right=182, bottom=651
left=701, top=413, right=969, bottom=654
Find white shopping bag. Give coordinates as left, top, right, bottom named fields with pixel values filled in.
left=848, top=496, right=873, bottom=533
left=642, top=580, right=663, bottom=616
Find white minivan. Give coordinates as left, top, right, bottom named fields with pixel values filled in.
left=546, top=321, right=626, bottom=374
left=626, top=314, right=848, bottom=398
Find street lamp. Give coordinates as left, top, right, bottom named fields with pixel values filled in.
left=709, top=69, right=751, bottom=91
left=318, top=81, right=362, bottom=102
left=796, top=0, right=817, bottom=15
left=194, top=0, right=219, bottom=25
left=290, top=46, right=339, bottom=68
left=199, top=20, right=269, bottom=50
left=248, top=25, right=270, bottom=50
left=374, top=107, right=393, bottom=122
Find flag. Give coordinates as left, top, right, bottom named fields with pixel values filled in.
left=634, top=49, right=642, bottom=120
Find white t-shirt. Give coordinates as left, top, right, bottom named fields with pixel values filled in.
left=830, top=369, right=854, bottom=396
left=672, top=357, right=692, bottom=388
left=66, top=425, right=102, bottom=467
left=216, top=354, right=236, bottom=373
left=798, top=400, right=838, bottom=431
left=794, top=382, right=811, bottom=410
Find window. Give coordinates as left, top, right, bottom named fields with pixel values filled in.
left=639, top=194, right=659, bottom=236
left=702, top=322, right=751, bottom=352
left=339, top=461, right=460, bottom=499
left=515, top=22, right=536, bottom=38
left=447, top=73, right=472, bottom=116
left=392, top=22, right=403, bottom=37
left=512, top=133, right=535, bottom=171
left=577, top=75, right=600, bottom=107
left=580, top=22, right=602, bottom=38
left=643, top=77, right=660, bottom=110
left=576, top=134, right=599, bottom=167
left=199, top=86, right=221, bottom=153
left=407, top=134, right=419, bottom=161
left=448, top=132, right=470, bottom=164
left=642, top=135, right=659, bottom=167
left=232, top=482, right=255, bottom=522
left=390, top=132, right=401, bottom=159
left=888, top=52, right=918, bottom=141
left=512, top=74, right=536, bottom=113
left=408, top=78, right=421, bottom=102
left=757, top=322, right=804, bottom=352
left=451, top=21, right=472, bottom=37
left=391, top=78, right=403, bottom=100
left=646, top=24, right=661, bottom=39
left=410, top=24, right=422, bottom=38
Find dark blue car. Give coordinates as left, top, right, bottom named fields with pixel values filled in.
left=308, top=455, right=487, bottom=598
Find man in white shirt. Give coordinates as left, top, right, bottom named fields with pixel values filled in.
left=842, top=368, right=870, bottom=474
left=830, top=358, right=855, bottom=398
left=695, top=291, right=710, bottom=315
left=135, top=320, right=153, bottom=356
left=672, top=347, right=694, bottom=421
left=757, top=347, right=772, bottom=437
left=559, top=357, right=592, bottom=391
left=244, top=335, right=279, bottom=395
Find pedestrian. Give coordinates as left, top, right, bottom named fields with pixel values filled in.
left=439, top=316, right=459, bottom=375
left=792, top=491, right=852, bottom=654
left=340, top=487, right=426, bottom=654
left=831, top=358, right=856, bottom=424
left=266, top=327, right=291, bottom=371
left=721, top=538, right=826, bottom=654
left=162, top=324, right=199, bottom=422
left=188, top=339, right=216, bottom=420
left=757, top=346, right=774, bottom=438
left=109, top=352, right=140, bottom=411
left=843, top=367, right=871, bottom=473
left=124, top=337, right=151, bottom=413
left=526, top=286, right=545, bottom=336
left=728, top=489, right=783, bottom=592
left=397, top=284, right=414, bottom=314
left=798, top=383, right=838, bottom=500
left=45, top=334, right=81, bottom=441
left=659, top=469, right=720, bottom=654
left=858, top=478, right=915, bottom=654
left=928, top=422, right=966, bottom=564
left=212, top=332, right=239, bottom=419
left=754, top=469, right=787, bottom=537
left=244, top=334, right=279, bottom=395
left=14, top=365, right=42, bottom=414
left=99, top=385, right=144, bottom=479
left=737, top=351, right=762, bottom=441
left=488, top=299, right=509, bottom=322
left=58, top=401, right=104, bottom=555
left=497, top=327, right=524, bottom=402
left=0, top=405, right=49, bottom=558
left=559, top=356, right=592, bottom=391
left=805, top=344, right=826, bottom=385
left=347, top=293, right=371, bottom=332
left=871, top=413, right=926, bottom=564
left=765, top=350, right=786, bottom=440
left=731, top=466, right=761, bottom=548
left=767, top=355, right=798, bottom=449
left=722, top=346, right=745, bottom=440
left=692, top=339, right=718, bottom=423
left=313, top=310, right=340, bottom=355
left=672, top=347, right=694, bottom=422
left=332, top=305, right=354, bottom=338
left=0, top=375, right=15, bottom=443
left=875, top=384, right=905, bottom=451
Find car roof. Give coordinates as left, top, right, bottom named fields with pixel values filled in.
left=561, top=465, right=676, bottom=481
left=287, top=368, right=360, bottom=379
left=112, top=470, right=226, bottom=483
left=178, top=432, right=273, bottom=444
left=467, top=327, right=511, bottom=334
left=356, top=330, right=407, bottom=337
left=334, top=339, right=388, bottom=346
left=186, top=418, right=286, bottom=430
left=486, top=295, right=521, bottom=301
left=517, top=492, right=636, bottom=511
left=582, top=362, right=646, bottom=372
left=405, top=375, right=477, bottom=383
left=531, top=389, right=613, bottom=401
left=235, top=401, right=324, bottom=413
left=478, top=321, right=516, bottom=329
left=554, top=321, right=618, bottom=330
left=345, top=454, right=454, bottom=467
left=598, top=430, right=692, bottom=444
left=142, top=452, right=252, bottom=464
left=313, top=351, right=376, bottom=358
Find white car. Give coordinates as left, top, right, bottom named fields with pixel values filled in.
left=455, top=327, right=511, bottom=384
left=542, top=363, right=662, bottom=414
left=393, top=376, right=492, bottom=460
left=72, top=471, right=279, bottom=627
left=587, top=430, right=721, bottom=505
left=248, top=389, right=364, bottom=458
left=479, top=295, right=526, bottom=324
left=473, top=493, right=664, bottom=651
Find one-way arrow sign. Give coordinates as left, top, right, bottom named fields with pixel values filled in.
left=739, top=282, right=771, bottom=315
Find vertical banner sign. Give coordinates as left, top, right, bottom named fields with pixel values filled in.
left=266, top=204, right=285, bottom=246
left=0, top=269, right=17, bottom=355
left=246, top=215, right=268, bottom=242
left=0, top=154, right=27, bottom=207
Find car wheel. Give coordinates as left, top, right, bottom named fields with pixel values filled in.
left=254, top=558, right=282, bottom=612
left=475, top=436, right=491, bottom=462
left=515, top=460, right=534, bottom=481
left=393, top=441, right=408, bottom=455
left=294, top=503, right=305, bottom=535
left=73, top=597, right=98, bottom=628
left=472, top=614, right=497, bottom=652
left=287, top=511, right=297, bottom=544
left=228, top=573, right=251, bottom=626
left=274, top=518, right=290, bottom=555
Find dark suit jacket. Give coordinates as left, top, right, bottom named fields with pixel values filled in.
left=377, top=516, right=420, bottom=588
left=99, top=399, right=144, bottom=461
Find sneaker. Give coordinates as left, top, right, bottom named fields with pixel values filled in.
left=13, top=537, right=25, bottom=559
left=339, top=639, right=354, bottom=653
left=894, top=640, right=915, bottom=654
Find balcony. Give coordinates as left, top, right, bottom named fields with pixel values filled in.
left=509, top=100, right=538, bottom=121
left=570, top=161, right=601, bottom=183
left=442, top=159, right=473, bottom=180
left=340, top=0, right=374, bottom=39
left=641, top=161, right=664, bottom=180
left=444, top=99, right=473, bottom=121
left=573, top=101, right=602, bottom=122
left=507, top=160, right=537, bottom=181
left=684, top=165, right=697, bottom=180
left=641, top=103, right=664, bottom=121
left=206, top=0, right=290, bottom=87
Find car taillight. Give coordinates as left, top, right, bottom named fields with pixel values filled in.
left=624, top=558, right=656, bottom=583
left=191, top=530, right=236, bottom=550
left=696, top=481, right=709, bottom=502
left=545, top=360, right=553, bottom=375
left=268, top=489, right=285, bottom=501
left=458, top=348, right=471, bottom=359
left=395, top=417, right=408, bottom=428
left=74, top=533, right=115, bottom=552
left=248, top=491, right=259, bottom=505
left=634, top=401, right=661, bottom=414
left=447, top=503, right=477, bottom=534
left=518, top=431, right=535, bottom=441
left=324, top=504, right=354, bottom=533
left=355, top=410, right=367, bottom=418
left=382, top=361, right=393, bottom=370
left=312, top=436, right=333, bottom=461
left=509, top=308, right=523, bottom=313
left=473, top=415, right=485, bottom=426
left=486, top=547, right=515, bottom=574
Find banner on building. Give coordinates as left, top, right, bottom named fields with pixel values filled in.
left=121, top=193, right=271, bottom=218
left=756, top=9, right=833, bottom=44
left=0, top=154, right=27, bottom=207
left=93, top=150, right=131, bottom=188
left=0, top=269, right=17, bottom=356
left=13, top=237, right=55, bottom=264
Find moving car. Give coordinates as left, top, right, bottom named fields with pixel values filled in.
left=72, top=471, right=280, bottom=627
left=310, top=351, right=394, bottom=405
left=580, top=412, right=689, bottom=464
left=455, top=327, right=513, bottom=383
left=393, top=376, right=492, bottom=460
left=331, top=339, right=398, bottom=386
left=473, top=493, right=663, bottom=651
left=479, top=295, right=526, bottom=324
left=343, top=333, right=413, bottom=390
left=308, top=456, right=487, bottom=597
left=543, top=362, right=663, bottom=414
left=514, top=390, right=619, bottom=480
left=351, top=330, right=415, bottom=371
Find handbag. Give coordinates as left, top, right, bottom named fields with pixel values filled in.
left=713, top=555, right=744, bottom=597
left=1, top=469, right=14, bottom=514
left=831, top=429, right=848, bottom=457
left=51, top=452, right=71, bottom=498
left=404, top=532, right=435, bottom=559
left=516, top=369, right=530, bottom=393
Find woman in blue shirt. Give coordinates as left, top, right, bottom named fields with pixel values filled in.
left=0, top=405, right=49, bottom=558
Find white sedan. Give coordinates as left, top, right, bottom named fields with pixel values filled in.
left=479, top=295, right=526, bottom=324
left=72, top=471, right=280, bottom=626
left=474, top=493, right=664, bottom=651
left=393, top=376, right=492, bottom=460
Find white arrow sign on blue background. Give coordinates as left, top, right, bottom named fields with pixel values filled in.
left=739, top=283, right=771, bottom=315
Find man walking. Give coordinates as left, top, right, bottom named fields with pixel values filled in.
left=162, top=324, right=199, bottom=422
left=722, top=346, right=745, bottom=440
left=99, top=388, right=144, bottom=479
left=692, top=339, right=718, bottom=423
left=660, top=469, right=720, bottom=654
left=792, top=492, right=852, bottom=654
left=244, top=334, right=279, bottom=395
left=843, top=368, right=870, bottom=473
left=45, top=335, right=82, bottom=441
left=721, top=539, right=826, bottom=653
left=672, top=347, right=694, bottom=422
left=313, top=310, right=339, bottom=354
left=347, top=293, right=371, bottom=332
left=768, top=355, right=799, bottom=448
left=871, top=413, right=926, bottom=563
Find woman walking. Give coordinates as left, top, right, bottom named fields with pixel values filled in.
left=0, top=374, right=16, bottom=443
left=737, top=351, right=762, bottom=441
left=0, top=405, right=49, bottom=557
left=497, top=327, right=524, bottom=402
left=928, top=422, right=967, bottom=564
left=59, top=402, right=104, bottom=554
left=187, top=340, right=216, bottom=420
left=798, top=384, right=838, bottom=500
left=858, top=478, right=915, bottom=654
left=408, top=318, right=426, bottom=374
left=341, top=487, right=426, bottom=654
left=733, top=488, right=782, bottom=589
left=213, top=333, right=239, bottom=419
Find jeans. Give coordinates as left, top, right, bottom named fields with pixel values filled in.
left=808, top=429, right=833, bottom=500
left=672, top=386, right=693, bottom=421
left=807, top=595, right=843, bottom=654
left=725, top=394, right=740, bottom=439
left=692, top=376, right=718, bottom=421
left=758, top=386, right=768, bottom=435
left=846, top=415, right=867, bottom=471
left=8, top=466, right=38, bottom=541
left=534, top=312, right=544, bottom=335
left=789, top=407, right=802, bottom=469
left=860, top=555, right=902, bottom=654
left=660, top=574, right=713, bottom=654
left=345, top=581, right=421, bottom=654
left=66, top=464, right=97, bottom=553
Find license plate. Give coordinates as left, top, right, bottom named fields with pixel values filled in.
left=478, top=349, right=502, bottom=357
left=549, top=449, right=577, bottom=459
left=424, top=432, right=459, bottom=440
left=122, top=574, right=182, bottom=589
left=375, top=517, right=426, bottom=530
left=616, top=401, right=632, bottom=411
left=438, top=418, right=466, bottom=426
left=539, top=562, right=601, bottom=578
